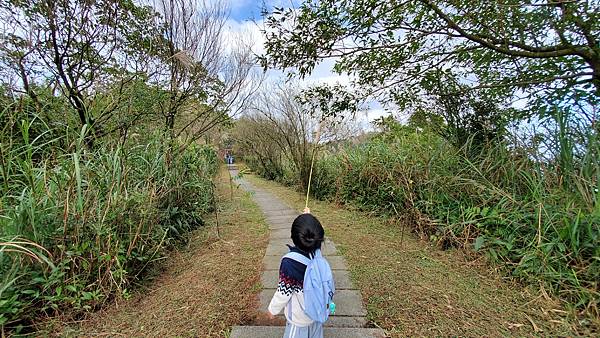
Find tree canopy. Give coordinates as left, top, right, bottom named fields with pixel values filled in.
left=261, top=0, right=599, bottom=119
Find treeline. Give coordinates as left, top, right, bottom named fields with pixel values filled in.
left=0, top=0, right=254, bottom=333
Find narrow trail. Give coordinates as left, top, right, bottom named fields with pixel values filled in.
left=63, top=167, right=582, bottom=337
left=228, top=165, right=385, bottom=337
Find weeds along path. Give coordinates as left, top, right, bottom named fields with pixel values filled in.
left=243, top=174, right=587, bottom=337
left=58, top=168, right=269, bottom=337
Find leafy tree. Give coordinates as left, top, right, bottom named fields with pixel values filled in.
left=417, top=71, right=512, bottom=151
left=261, top=0, right=599, bottom=117
left=0, top=0, right=160, bottom=145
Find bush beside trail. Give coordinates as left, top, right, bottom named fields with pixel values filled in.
left=245, top=130, right=599, bottom=320
left=0, top=125, right=218, bottom=333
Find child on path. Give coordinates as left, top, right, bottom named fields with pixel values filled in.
left=267, top=208, right=326, bottom=338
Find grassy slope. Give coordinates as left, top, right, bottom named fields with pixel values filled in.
left=53, top=168, right=269, bottom=337
left=244, top=174, right=587, bottom=337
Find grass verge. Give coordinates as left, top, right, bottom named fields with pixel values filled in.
left=42, top=167, right=269, bottom=337
left=244, top=173, right=593, bottom=337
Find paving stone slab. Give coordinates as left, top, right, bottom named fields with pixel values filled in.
left=267, top=221, right=295, bottom=229
left=266, top=215, right=297, bottom=222
left=255, top=203, right=289, bottom=210
left=252, top=193, right=274, bottom=198
left=263, top=255, right=348, bottom=271
left=324, top=316, right=368, bottom=328
left=329, top=290, right=367, bottom=317
left=263, top=210, right=299, bottom=218
left=269, top=228, right=291, bottom=239
left=260, top=289, right=365, bottom=317
left=265, top=241, right=337, bottom=256
left=259, top=205, right=292, bottom=212
left=230, top=326, right=385, bottom=338
left=257, top=200, right=290, bottom=206
left=261, top=269, right=353, bottom=289
left=267, top=223, right=292, bottom=230
left=260, top=314, right=368, bottom=328
left=267, top=219, right=294, bottom=227
left=248, top=315, right=367, bottom=328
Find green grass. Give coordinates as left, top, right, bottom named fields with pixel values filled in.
left=0, top=119, right=219, bottom=334
left=267, top=132, right=599, bottom=322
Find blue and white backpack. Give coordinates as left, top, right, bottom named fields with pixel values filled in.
left=283, top=248, right=336, bottom=323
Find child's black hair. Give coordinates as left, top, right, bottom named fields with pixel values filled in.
left=291, top=213, right=325, bottom=253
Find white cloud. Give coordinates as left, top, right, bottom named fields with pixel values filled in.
left=223, top=12, right=393, bottom=131
left=222, top=19, right=263, bottom=52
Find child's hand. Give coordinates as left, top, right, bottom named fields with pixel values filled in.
left=267, top=311, right=275, bottom=320
left=303, top=207, right=311, bottom=214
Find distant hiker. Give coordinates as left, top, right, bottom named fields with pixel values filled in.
left=267, top=208, right=336, bottom=338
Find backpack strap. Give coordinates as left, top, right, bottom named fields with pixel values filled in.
left=283, top=251, right=311, bottom=266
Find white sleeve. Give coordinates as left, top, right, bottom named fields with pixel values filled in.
left=268, top=284, right=291, bottom=315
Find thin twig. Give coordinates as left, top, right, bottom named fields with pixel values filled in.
left=211, top=182, right=220, bottom=239
left=390, top=203, right=405, bottom=248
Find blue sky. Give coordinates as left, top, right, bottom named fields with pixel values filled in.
left=230, top=0, right=263, bottom=21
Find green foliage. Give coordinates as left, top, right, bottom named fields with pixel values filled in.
left=262, top=0, right=599, bottom=117
left=306, top=130, right=599, bottom=318
left=0, top=0, right=242, bottom=332
left=0, top=106, right=218, bottom=332
left=415, top=71, right=513, bottom=153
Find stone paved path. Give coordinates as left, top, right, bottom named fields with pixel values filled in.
left=228, top=166, right=385, bottom=338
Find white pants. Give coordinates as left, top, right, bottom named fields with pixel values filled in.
left=283, top=321, right=323, bottom=338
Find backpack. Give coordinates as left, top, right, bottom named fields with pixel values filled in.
left=283, top=248, right=335, bottom=323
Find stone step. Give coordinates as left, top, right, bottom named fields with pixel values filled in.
left=325, top=316, right=368, bottom=328
left=230, top=326, right=386, bottom=338
left=267, top=223, right=293, bottom=230
left=265, top=241, right=337, bottom=256
left=263, top=210, right=300, bottom=217
left=257, top=205, right=290, bottom=212
left=260, top=289, right=366, bottom=317
left=269, top=228, right=291, bottom=239
left=252, top=193, right=276, bottom=199
left=268, top=218, right=296, bottom=225
left=262, top=315, right=367, bottom=328
left=254, top=200, right=288, bottom=207
left=258, top=205, right=293, bottom=212
left=266, top=215, right=298, bottom=224
left=261, top=269, right=353, bottom=289
left=263, top=255, right=348, bottom=271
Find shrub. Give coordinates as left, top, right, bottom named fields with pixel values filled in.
left=310, top=132, right=599, bottom=317
left=0, top=122, right=218, bottom=332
